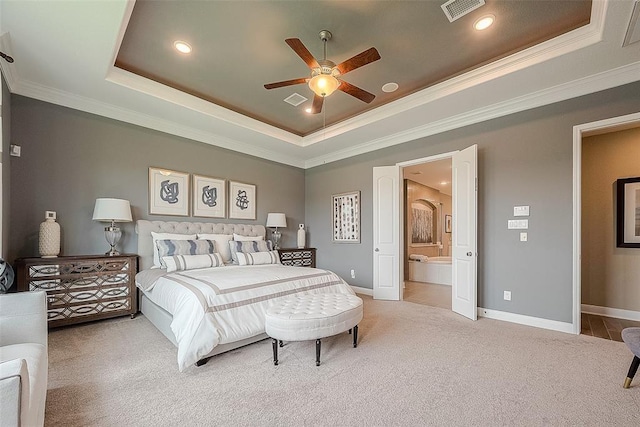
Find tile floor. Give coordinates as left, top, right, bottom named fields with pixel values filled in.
left=581, top=313, right=640, bottom=342
left=403, top=280, right=452, bottom=310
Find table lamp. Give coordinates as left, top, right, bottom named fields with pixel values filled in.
left=92, top=198, right=132, bottom=256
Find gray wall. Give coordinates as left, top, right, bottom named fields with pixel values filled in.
left=582, top=127, right=640, bottom=311
left=305, top=81, right=640, bottom=324
left=9, top=96, right=305, bottom=262
left=2, top=76, right=10, bottom=259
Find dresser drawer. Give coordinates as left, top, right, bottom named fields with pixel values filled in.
left=16, top=254, right=138, bottom=328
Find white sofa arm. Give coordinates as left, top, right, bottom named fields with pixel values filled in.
left=0, top=358, right=30, bottom=427
left=0, top=292, right=48, bottom=348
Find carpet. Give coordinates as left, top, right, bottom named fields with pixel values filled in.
left=45, top=296, right=640, bottom=426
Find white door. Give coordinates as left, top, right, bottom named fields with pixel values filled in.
left=451, top=145, right=478, bottom=320
left=373, top=166, right=401, bottom=300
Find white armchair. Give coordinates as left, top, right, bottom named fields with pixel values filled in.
left=0, top=291, right=48, bottom=426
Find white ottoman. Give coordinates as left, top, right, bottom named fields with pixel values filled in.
left=265, top=293, right=363, bottom=366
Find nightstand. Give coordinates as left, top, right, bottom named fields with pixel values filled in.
left=277, top=248, right=316, bottom=268
left=15, top=254, right=138, bottom=328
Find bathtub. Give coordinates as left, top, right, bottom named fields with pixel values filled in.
left=408, top=256, right=452, bottom=286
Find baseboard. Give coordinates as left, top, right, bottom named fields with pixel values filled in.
left=351, top=286, right=373, bottom=296
left=478, top=307, right=574, bottom=334
left=581, top=304, right=640, bottom=322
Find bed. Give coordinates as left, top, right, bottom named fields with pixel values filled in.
left=135, top=220, right=355, bottom=371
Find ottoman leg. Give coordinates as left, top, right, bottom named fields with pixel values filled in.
left=316, top=339, right=321, bottom=366
left=624, top=356, right=640, bottom=388
left=353, top=325, right=359, bottom=348
left=272, top=338, right=279, bottom=366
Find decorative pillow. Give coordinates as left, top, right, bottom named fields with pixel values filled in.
left=236, top=250, right=280, bottom=266
left=156, top=239, right=216, bottom=268
left=151, top=232, right=196, bottom=268
left=233, top=233, right=264, bottom=241
left=162, top=253, right=224, bottom=273
left=197, top=233, right=233, bottom=264
left=228, top=240, right=273, bottom=264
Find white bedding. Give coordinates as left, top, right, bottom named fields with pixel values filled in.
left=136, top=264, right=354, bottom=371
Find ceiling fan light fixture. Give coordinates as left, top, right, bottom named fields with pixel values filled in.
left=308, top=74, right=340, bottom=97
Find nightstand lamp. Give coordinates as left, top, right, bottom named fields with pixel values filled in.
left=92, top=198, right=132, bottom=256
left=266, top=213, right=287, bottom=250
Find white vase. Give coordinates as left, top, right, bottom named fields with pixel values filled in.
left=297, top=224, right=306, bottom=249
left=39, top=216, right=60, bottom=258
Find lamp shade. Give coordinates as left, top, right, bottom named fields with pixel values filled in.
left=92, top=198, right=132, bottom=222
left=266, top=213, right=287, bottom=228
left=308, top=74, right=340, bottom=97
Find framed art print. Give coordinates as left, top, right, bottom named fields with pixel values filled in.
left=148, top=167, right=189, bottom=216
left=616, top=177, right=640, bottom=248
left=192, top=175, right=226, bottom=218
left=332, top=191, right=360, bottom=243
left=229, top=181, right=256, bottom=220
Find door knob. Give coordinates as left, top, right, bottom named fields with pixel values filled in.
left=375, top=248, right=379, bottom=252
left=466, top=252, right=473, bottom=256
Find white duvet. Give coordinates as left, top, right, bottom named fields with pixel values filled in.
left=136, top=264, right=354, bottom=371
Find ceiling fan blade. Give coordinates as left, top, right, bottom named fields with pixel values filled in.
left=285, top=38, right=320, bottom=69
left=336, top=47, right=381, bottom=75
left=311, top=94, right=324, bottom=114
left=264, top=77, right=308, bottom=90
left=338, top=81, right=376, bottom=103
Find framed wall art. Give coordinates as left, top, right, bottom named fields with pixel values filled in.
left=445, top=214, right=452, bottom=233
left=192, top=175, right=226, bottom=218
left=229, top=181, right=256, bottom=220
left=148, top=167, right=190, bottom=216
left=332, top=191, right=360, bottom=243
left=616, top=177, right=640, bottom=248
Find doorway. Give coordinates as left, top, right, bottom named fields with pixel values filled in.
left=402, top=158, right=453, bottom=310
left=572, top=111, right=640, bottom=335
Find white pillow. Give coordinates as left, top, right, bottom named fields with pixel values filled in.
left=197, top=233, right=234, bottom=264
left=236, top=251, right=280, bottom=266
left=162, top=253, right=225, bottom=273
left=228, top=240, right=274, bottom=264
left=233, top=233, right=264, bottom=241
left=151, top=232, right=196, bottom=268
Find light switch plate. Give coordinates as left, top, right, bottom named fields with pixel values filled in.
left=514, top=205, right=530, bottom=216
left=508, top=219, right=528, bottom=229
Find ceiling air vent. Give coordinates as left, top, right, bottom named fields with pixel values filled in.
left=284, top=93, right=308, bottom=107
left=441, top=0, right=485, bottom=23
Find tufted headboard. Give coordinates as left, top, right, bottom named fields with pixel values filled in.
left=136, top=220, right=266, bottom=271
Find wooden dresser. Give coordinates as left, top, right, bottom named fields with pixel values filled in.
left=15, top=254, right=138, bottom=328
left=277, top=248, right=316, bottom=268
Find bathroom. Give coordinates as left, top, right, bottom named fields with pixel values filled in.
left=403, top=159, right=452, bottom=309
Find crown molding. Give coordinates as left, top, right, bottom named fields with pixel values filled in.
left=14, top=79, right=307, bottom=169
left=300, top=0, right=607, bottom=146
left=304, top=61, right=640, bottom=169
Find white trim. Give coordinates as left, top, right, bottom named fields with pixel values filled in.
left=14, top=80, right=307, bottom=169
left=351, top=286, right=373, bottom=296
left=304, top=61, right=640, bottom=169
left=397, top=151, right=458, bottom=167
left=478, top=307, right=574, bottom=334
left=572, top=111, right=640, bottom=335
left=582, top=304, right=640, bottom=322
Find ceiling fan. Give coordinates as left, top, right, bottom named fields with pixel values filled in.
left=264, top=30, right=381, bottom=114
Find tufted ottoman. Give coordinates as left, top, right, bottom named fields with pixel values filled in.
left=265, top=293, right=363, bottom=366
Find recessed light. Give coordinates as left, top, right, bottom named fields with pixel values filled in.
left=305, top=107, right=312, bottom=114
left=382, top=82, right=399, bottom=93
left=174, top=41, right=192, bottom=54
left=474, top=14, right=495, bottom=31
left=440, top=181, right=448, bottom=185
left=411, top=171, right=423, bottom=175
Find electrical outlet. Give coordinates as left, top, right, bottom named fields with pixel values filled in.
left=504, top=291, right=511, bottom=301
left=520, top=232, right=528, bottom=242
left=350, top=269, right=356, bottom=279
